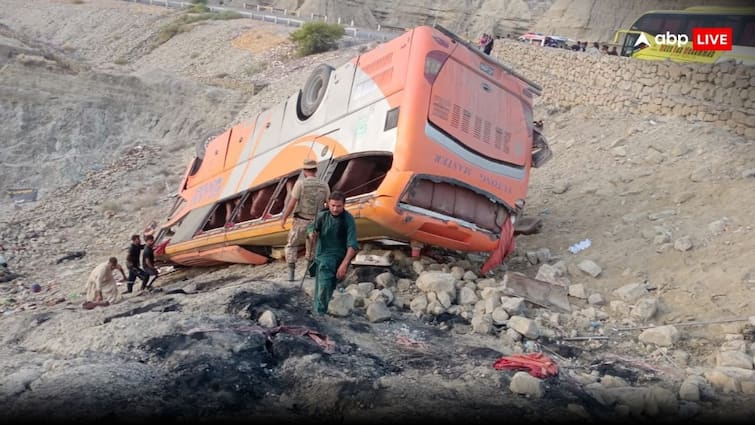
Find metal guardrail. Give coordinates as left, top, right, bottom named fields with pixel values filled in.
left=119, top=0, right=401, bottom=41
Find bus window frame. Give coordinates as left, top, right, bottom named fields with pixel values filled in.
left=613, top=30, right=643, bottom=57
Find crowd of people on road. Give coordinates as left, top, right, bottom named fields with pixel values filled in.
left=569, top=40, right=619, bottom=56
left=478, top=31, right=622, bottom=57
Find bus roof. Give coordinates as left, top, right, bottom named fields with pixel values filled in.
left=639, top=7, right=755, bottom=15
left=684, top=6, right=755, bottom=13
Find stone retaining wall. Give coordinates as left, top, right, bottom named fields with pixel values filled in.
left=494, top=40, right=755, bottom=139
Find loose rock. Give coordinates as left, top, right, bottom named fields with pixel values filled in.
left=508, top=315, right=539, bottom=339
left=588, top=293, right=606, bottom=305
left=509, top=371, right=543, bottom=398
left=674, top=236, right=693, bottom=252
left=257, top=310, right=277, bottom=328
left=716, top=351, right=753, bottom=369
left=491, top=307, right=510, bottom=325
left=631, top=297, right=658, bottom=321
left=568, top=283, right=587, bottom=299
left=500, top=296, right=526, bottom=315
left=613, top=283, right=648, bottom=302
left=366, top=300, right=392, bottom=323
left=457, top=286, right=478, bottom=306
left=577, top=260, right=602, bottom=277
left=328, top=293, right=355, bottom=317
left=638, top=325, right=680, bottom=347
left=679, top=377, right=700, bottom=401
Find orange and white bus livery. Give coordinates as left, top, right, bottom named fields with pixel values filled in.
left=153, top=25, right=552, bottom=272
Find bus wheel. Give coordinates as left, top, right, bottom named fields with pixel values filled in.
left=196, top=128, right=224, bottom=159
left=297, top=64, right=334, bottom=120
left=196, top=138, right=209, bottom=160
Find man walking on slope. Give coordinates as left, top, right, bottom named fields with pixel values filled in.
left=125, top=234, right=148, bottom=293
left=307, top=191, right=358, bottom=315
left=85, top=257, right=127, bottom=307
left=280, top=158, right=330, bottom=281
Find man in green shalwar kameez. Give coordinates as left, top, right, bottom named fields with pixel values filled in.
left=306, top=191, right=358, bottom=315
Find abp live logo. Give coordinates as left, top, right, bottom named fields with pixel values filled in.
left=692, top=28, right=732, bottom=50
left=635, top=27, right=732, bottom=51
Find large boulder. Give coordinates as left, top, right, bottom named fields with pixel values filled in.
left=415, top=271, right=457, bottom=302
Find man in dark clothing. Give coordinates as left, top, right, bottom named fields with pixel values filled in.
left=306, top=191, right=358, bottom=315
left=142, top=234, right=159, bottom=289
left=483, top=36, right=494, bottom=55
left=125, top=234, right=148, bottom=293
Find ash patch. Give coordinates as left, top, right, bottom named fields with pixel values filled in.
left=350, top=265, right=414, bottom=282
left=141, top=332, right=209, bottom=360
left=139, top=329, right=286, bottom=418
left=466, top=346, right=504, bottom=361
left=103, top=298, right=180, bottom=324
left=429, top=312, right=471, bottom=326
left=539, top=337, right=584, bottom=359
left=347, top=322, right=371, bottom=333
left=159, top=349, right=280, bottom=415
left=226, top=287, right=319, bottom=328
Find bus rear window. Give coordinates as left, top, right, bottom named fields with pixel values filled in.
left=428, top=58, right=530, bottom=167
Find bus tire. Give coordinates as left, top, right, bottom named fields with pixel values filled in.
left=196, top=138, right=209, bottom=159
left=196, top=128, right=224, bottom=159
left=297, top=64, right=334, bottom=120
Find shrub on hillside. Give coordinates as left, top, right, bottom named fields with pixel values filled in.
left=289, top=22, right=345, bottom=57
left=191, top=3, right=210, bottom=13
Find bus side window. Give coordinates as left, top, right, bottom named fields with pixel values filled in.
left=224, top=196, right=242, bottom=224
left=332, top=158, right=377, bottom=195
left=236, top=193, right=254, bottom=223
left=268, top=176, right=297, bottom=216
left=250, top=185, right=275, bottom=219
left=634, top=15, right=664, bottom=34
left=202, top=204, right=225, bottom=231
left=662, top=15, right=684, bottom=34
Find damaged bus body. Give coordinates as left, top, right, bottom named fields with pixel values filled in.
left=154, top=25, right=551, bottom=268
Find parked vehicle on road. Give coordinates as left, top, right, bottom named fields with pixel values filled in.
left=613, top=6, right=755, bottom=65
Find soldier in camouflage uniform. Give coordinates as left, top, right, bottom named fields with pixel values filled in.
left=280, top=159, right=330, bottom=281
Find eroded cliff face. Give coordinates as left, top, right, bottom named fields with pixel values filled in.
left=272, top=0, right=549, bottom=38
left=270, top=0, right=753, bottom=42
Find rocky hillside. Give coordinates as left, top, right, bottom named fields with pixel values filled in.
left=264, top=0, right=754, bottom=42
left=1, top=1, right=754, bottom=423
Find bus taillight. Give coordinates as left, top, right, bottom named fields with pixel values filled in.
left=424, top=50, right=448, bottom=83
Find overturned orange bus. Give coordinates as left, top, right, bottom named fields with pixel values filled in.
left=153, top=25, right=551, bottom=268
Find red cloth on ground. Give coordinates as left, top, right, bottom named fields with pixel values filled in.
left=492, top=352, right=559, bottom=378
left=480, top=216, right=516, bottom=275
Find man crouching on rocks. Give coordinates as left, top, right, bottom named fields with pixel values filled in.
left=84, top=257, right=127, bottom=309
left=306, top=191, right=358, bottom=315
